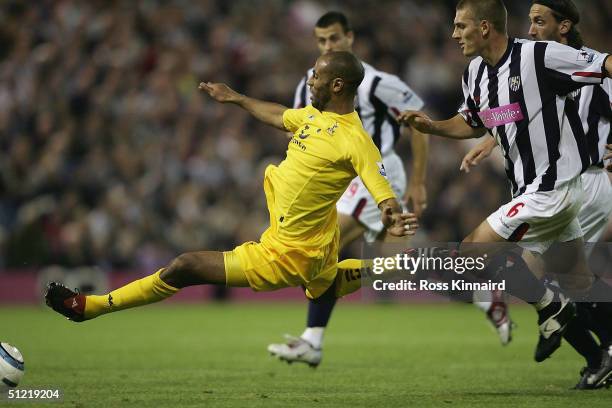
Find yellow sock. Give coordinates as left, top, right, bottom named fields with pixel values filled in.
left=334, top=259, right=373, bottom=298
left=84, top=269, right=179, bottom=319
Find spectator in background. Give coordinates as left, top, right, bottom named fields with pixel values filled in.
left=0, top=0, right=609, bottom=271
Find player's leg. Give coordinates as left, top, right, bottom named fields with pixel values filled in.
left=461, top=217, right=577, bottom=361
left=268, top=155, right=406, bottom=365
left=559, top=169, right=612, bottom=388
left=575, top=168, right=612, bottom=347
left=541, top=236, right=612, bottom=388
left=522, top=246, right=602, bottom=386
left=45, top=250, right=236, bottom=321
left=524, top=228, right=612, bottom=368
left=461, top=220, right=556, bottom=303
left=457, top=218, right=514, bottom=345
left=291, top=155, right=407, bottom=355
left=303, top=214, right=365, bottom=346
left=472, top=289, right=513, bottom=345
left=267, top=214, right=366, bottom=366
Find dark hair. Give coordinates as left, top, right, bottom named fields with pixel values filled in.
left=532, top=0, right=583, bottom=49
left=323, top=51, right=364, bottom=95
left=456, top=0, right=507, bottom=34
left=315, top=11, right=352, bottom=33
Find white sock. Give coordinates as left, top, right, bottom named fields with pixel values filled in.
left=472, top=290, right=492, bottom=313
left=534, top=287, right=554, bottom=311
left=301, top=327, right=324, bottom=349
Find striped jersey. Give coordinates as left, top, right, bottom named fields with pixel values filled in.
left=293, top=61, right=424, bottom=156
left=570, top=47, right=612, bottom=167
left=459, top=38, right=609, bottom=197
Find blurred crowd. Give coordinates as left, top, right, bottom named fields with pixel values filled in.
left=0, top=0, right=610, bottom=270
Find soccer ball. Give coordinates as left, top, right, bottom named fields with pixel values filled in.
left=0, top=343, right=25, bottom=392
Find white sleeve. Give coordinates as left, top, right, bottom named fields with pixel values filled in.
left=293, top=74, right=309, bottom=109
left=373, top=75, right=424, bottom=121
left=602, top=79, right=612, bottom=123
left=542, top=41, right=609, bottom=93
left=604, top=78, right=612, bottom=105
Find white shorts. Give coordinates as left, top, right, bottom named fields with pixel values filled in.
left=578, top=167, right=612, bottom=243
left=487, top=176, right=584, bottom=254
left=336, top=151, right=406, bottom=242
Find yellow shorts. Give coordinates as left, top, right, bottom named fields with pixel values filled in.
left=224, top=167, right=340, bottom=299
left=224, top=229, right=339, bottom=299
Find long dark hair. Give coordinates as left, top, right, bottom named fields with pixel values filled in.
left=532, top=0, right=584, bottom=49
left=550, top=11, right=583, bottom=49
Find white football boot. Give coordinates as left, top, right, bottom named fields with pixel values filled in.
left=267, top=335, right=321, bottom=368
left=485, top=295, right=514, bottom=346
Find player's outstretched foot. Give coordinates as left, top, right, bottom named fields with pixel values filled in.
left=44, top=282, right=87, bottom=322
left=591, top=345, right=612, bottom=389
left=267, top=335, right=321, bottom=368
left=574, top=366, right=599, bottom=390
left=485, top=291, right=513, bottom=346
left=534, top=296, right=576, bottom=362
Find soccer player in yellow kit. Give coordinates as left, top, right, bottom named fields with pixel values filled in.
left=44, top=51, right=418, bottom=321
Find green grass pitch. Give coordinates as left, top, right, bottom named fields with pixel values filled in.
left=2, top=302, right=611, bottom=407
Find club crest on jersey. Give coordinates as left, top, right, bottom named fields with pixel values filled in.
left=577, top=50, right=595, bottom=63
left=377, top=161, right=387, bottom=177
left=508, top=76, right=521, bottom=92
left=298, top=125, right=310, bottom=139
left=327, top=122, right=338, bottom=135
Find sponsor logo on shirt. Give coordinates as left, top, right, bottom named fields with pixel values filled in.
left=291, top=138, right=307, bottom=151
left=477, top=102, right=524, bottom=128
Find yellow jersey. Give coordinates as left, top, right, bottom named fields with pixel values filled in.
left=264, top=105, right=396, bottom=247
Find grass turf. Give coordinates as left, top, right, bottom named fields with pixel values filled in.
left=1, top=302, right=610, bottom=407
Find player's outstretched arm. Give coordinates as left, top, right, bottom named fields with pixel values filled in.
left=404, top=127, right=428, bottom=217
left=604, top=144, right=612, bottom=172
left=398, top=112, right=486, bottom=140
left=199, top=82, right=288, bottom=131
left=460, top=137, right=497, bottom=173
left=378, top=198, right=419, bottom=238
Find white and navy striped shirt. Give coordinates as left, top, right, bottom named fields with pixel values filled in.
left=294, top=61, right=424, bottom=157
left=570, top=47, right=611, bottom=168
left=460, top=38, right=609, bottom=197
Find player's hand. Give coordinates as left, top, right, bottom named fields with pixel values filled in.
left=460, top=140, right=495, bottom=173
left=198, top=82, right=242, bottom=103
left=604, top=144, right=612, bottom=172
left=397, top=111, right=433, bottom=133
left=382, top=208, right=419, bottom=237
left=404, top=183, right=427, bottom=217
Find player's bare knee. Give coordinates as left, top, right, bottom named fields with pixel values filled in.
left=161, top=253, right=201, bottom=287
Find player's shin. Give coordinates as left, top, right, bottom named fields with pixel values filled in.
left=478, top=252, right=551, bottom=307
left=304, top=282, right=338, bottom=349
left=563, top=307, right=603, bottom=370
left=84, top=269, right=179, bottom=319
left=576, top=278, right=612, bottom=347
